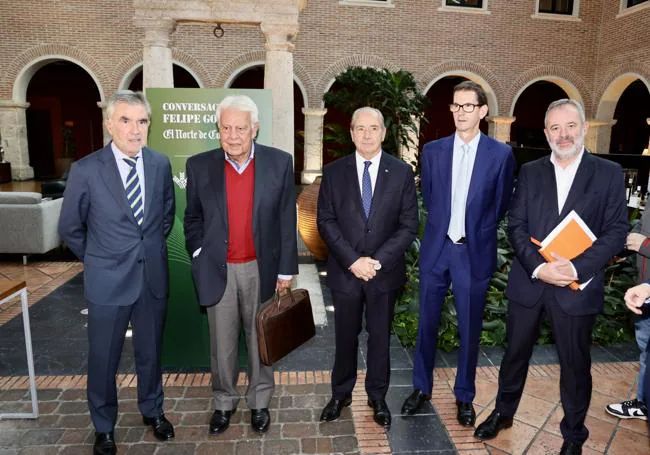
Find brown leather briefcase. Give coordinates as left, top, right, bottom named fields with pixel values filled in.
left=256, top=288, right=315, bottom=366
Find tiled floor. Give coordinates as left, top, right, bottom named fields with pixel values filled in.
left=1, top=254, right=649, bottom=454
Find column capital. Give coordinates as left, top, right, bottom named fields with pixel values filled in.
left=137, top=17, right=176, bottom=48
left=302, top=107, right=327, bottom=117
left=486, top=115, right=516, bottom=125
left=586, top=118, right=616, bottom=128
left=261, top=22, right=298, bottom=52
left=0, top=100, right=29, bottom=109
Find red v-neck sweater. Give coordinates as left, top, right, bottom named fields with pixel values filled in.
left=225, top=161, right=256, bottom=263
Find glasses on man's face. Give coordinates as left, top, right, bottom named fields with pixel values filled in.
left=449, top=103, right=481, bottom=113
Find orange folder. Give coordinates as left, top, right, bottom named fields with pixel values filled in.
left=530, top=210, right=596, bottom=291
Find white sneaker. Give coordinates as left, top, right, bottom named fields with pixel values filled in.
left=605, top=399, right=648, bottom=420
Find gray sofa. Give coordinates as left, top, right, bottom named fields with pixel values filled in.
left=0, top=192, right=63, bottom=263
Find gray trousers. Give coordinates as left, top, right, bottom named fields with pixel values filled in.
left=206, top=260, right=274, bottom=410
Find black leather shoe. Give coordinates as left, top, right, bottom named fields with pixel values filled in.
left=401, top=389, right=431, bottom=415
left=368, top=399, right=391, bottom=427
left=474, top=410, right=513, bottom=440
left=251, top=408, right=270, bottom=433
left=142, top=414, right=175, bottom=441
left=560, top=441, right=583, bottom=455
left=93, top=432, right=116, bottom=455
left=320, top=396, right=352, bottom=422
left=209, top=409, right=234, bottom=434
left=457, top=401, right=476, bottom=426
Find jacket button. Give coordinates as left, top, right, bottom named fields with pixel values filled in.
left=366, top=229, right=371, bottom=233
left=224, top=240, right=228, bottom=244
left=141, top=236, right=144, bottom=240
left=138, top=259, right=143, bottom=263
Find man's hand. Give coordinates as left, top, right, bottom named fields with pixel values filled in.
left=537, top=254, right=577, bottom=287
left=276, top=278, right=292, bottom=293
left=626, top=233, right=646, bottom=252
left=624, top=283, right=650, bottom=315
left=349, top=257, right=380, bottom=282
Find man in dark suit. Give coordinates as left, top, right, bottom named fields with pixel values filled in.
left=59, top=90, right=175, bottom=455
left=317, top=107, right=418, bottom=427
left=184, top=95, right=298, bottom=435
left=474, top=99, right=628, bottom=455
left=402, top=81, right=515, bottom=427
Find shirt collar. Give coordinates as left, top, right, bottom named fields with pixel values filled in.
left=224, top=142, right=255, bottom=170
left=454, top=132, right=481, bottom=152
left=111, top=142, right=142, bottom=162
left=355, top=150, right=382, bottom=167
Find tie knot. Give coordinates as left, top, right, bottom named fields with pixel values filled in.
left=123, top=157, right=138, bottom=168
left=364, top=161, right=372, bottom=170
left=461, top=144, right=470, bottom=154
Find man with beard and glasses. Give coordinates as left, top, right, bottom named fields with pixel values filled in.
left=474, top=99, right=628, bottom=455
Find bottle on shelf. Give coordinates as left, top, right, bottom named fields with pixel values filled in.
left=629, top=186, right=642, bottom=209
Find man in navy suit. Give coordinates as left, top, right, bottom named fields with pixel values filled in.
left=317, top=107, right=418, bottom=427
left=184, top=95, right=298, bottom=435
left=402, top=81, right=515, bottom=426
left=59, top=91, right=175, bottom=455
left=474, top=99, right=628, bottom=455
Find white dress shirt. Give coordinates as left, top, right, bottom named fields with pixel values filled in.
left=447, top=132, right=480, bottom=240
left=355, top=150, right=382, bottom=196
left=112, top=142, right=145, bottom=218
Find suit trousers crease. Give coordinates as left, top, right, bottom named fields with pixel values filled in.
left=87, top=285, right=166, bottom=433
left=331, top=286, right=397, bottom=401
left=496, top=287, right=595, bottom=443
left=206, top=260, right=274, bottom=411
left=413, top=240, right=490, bottom=402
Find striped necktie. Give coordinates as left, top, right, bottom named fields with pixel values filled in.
left=123, top=157, right=144, bottom=226
left=362, top=160, right=372, bottom=218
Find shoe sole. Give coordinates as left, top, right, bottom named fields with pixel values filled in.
left=605, top=408, right=648, bottom=420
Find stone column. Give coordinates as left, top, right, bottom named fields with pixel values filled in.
left=0, top=100, right=33, bottom=180
left=139, top=18, right=176, bottom=89
left=261, top=22, right=298, bottom=162
left=487, top=116, right=516, bottom=143
left=301, top=107, right=326, bottom=183
left=97, top=101, right=111, bottom=146
left=587, top=119, right=616, bottom=154
left=400, top=116, right=420, bottom=170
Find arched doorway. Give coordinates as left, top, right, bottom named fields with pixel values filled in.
left=127, top=64, right=201, bottom=90
left=228, top=65, right=305, bottom=183
left=511, top=81, right=568, bottom=148
left=609, top=80, right=650, bottom=154
left=26, top=61, right=102, bottom=179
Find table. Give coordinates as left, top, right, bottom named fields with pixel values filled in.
left=0, top=281, right=39, bottom=419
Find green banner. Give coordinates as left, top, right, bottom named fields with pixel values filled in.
left=146, top=88, right=273, bottom=368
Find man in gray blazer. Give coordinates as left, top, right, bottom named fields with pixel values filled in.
left=184, top=95, right=298, bottom=435
left=59, top=91, right=175, bottom=455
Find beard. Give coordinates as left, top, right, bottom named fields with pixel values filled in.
left=549, top=133, right=585, bottom=161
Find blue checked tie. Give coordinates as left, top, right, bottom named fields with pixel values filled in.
left=123, top=157, right=144, bottom=226
left=362, top=160, right=372, bottom=219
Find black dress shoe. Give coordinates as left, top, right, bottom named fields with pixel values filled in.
left=401, top=389, right=431, bottom=415
left=251, top=408, right=271, bottom=433
left=457, top=400, right=476, bottom=426
left=560, top=441, right=583, bottom=455
left=209, top=409, right=235, bottom=434
left=474, top=410, right=513, bottom=440
left=320, top=396, right=352, bottom=422
left=368, top=399, right=391, bottom=427
left=142, top=414, right=175, bottom=441
left=93, top=432, right=116, bottom=455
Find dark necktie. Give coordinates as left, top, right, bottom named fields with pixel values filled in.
left=123, top=157, right=144, bottom=226
left=362, top=160, right=372, bottom=218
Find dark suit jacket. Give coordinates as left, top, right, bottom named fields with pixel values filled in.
left=506, top=151, right=628, bottom=316
left=317, top=152, right=418, bottom=294
left=419, top=133, right=515, bottom=280
left=184, top=143, right=298, bottom=306
left=58, top=143, right=175, bottom=305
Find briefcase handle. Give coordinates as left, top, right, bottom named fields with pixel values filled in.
left=272, top=289, right=295, bottom=310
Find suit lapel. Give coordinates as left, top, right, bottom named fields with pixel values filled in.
left=559, top=151, right=595, bottom=219
left=367, top=152, right=390, bottom=223
left=98, top=144, right=138, bottom=225
left=346, top=155, right=367, bottom=223
left=142, top=147, right=157, bottom=226
left=438, top=135, right=454, bottom=219
left=211, top=150, right=228, bottom=233
left=467, top=134, right=489, bottom=208
left=540, top=157, right=560, bottom=223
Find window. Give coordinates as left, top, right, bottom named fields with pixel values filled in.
left=538, top=0, right=573, bottom=15
left=440, top=0, right=489, bottom=14
left=626, top=0, right=648, bottom=7
left=339, top=0, right=394, bottom=6
left=445, top=0, right=483, bottom=7
left=618, top=0, right=649, bottom=16
left=533, top=0, right=580, bottom=20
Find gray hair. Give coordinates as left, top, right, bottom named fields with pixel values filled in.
left=106, top=90, right=151, bottom=119
left=216, top=95, right=259, bottom=125
left=544, top=99, right=586, bottom=127
left=350, top=107, right=385, bottom=129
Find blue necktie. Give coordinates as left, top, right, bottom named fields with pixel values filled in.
left=123, top=157, right=144, bottom=226
left=362, top=160, right=372, bottom=218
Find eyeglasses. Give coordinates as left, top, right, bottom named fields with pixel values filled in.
left=449, top=103, right=481, bottom=113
